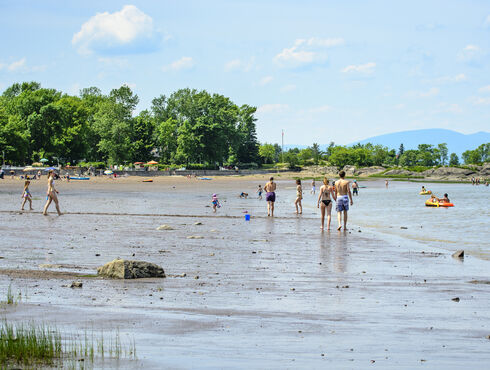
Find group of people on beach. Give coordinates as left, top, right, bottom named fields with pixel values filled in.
left=258, top=170, right=354, bottom=231
left=20, top=169, right=62, bottom=215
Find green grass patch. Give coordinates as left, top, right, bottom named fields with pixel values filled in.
left=0, top=320, right=136, bottom=367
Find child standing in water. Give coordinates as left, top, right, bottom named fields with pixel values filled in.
left=294, top=179, right=303, bottom=214
left=212, top=193, right=221, bottom=213
left=21, top=180, right=33, bottom=210
left=257, top=185, right=263, bottom=200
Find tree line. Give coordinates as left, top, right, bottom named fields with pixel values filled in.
left=0, top=82, right=259, bottom=167
left=258, top=142, right=489, bottom=168
left=1, top=82, right=488, bottom=169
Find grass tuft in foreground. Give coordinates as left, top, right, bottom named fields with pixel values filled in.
left=0, top=320, right=136, bottom=367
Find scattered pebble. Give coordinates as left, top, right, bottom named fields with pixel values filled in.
left=187, top=235, right=204, bottom=239
left=157, top=224, right=174, bottom=231
left=70, top=281, right=83, bottom=288
left=452, top=297, right=460, bottom=302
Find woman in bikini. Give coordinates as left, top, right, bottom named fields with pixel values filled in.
left=21, top=180, right=33, bottom=211
left=317, top=177, right=336, bottom=230
left=43, top=170, right=62, bottom=215
left=294, top=179, right=303, bottom=214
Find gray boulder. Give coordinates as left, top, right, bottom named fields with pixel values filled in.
left=383, top=169, right=414, bottom=176
left=97, top=259, right=165, bottom=279
left=355, top=166, right=385, bottom=176
left=479, top=163, right=490, bottom=177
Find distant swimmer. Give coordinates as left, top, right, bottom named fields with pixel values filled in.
left=335, top=170, right=353, bottom=231
left=212, top=193, right=221, bottom=213
left=257, top=185, right=263, bottom=200
left=21, top=180, right=33, bottom=211
left=352, top=180, right=359, bottom=196
left=43, top=170, right=62, bottom=216
left=311, top=179, right=316, bottom=194
left=385, top=179, right=389, bottom=188
left=264, top=177, right=277, bottom=217
left=317, top=177, right=336, bottom=230
left=294, top=179, right=303, bottom=214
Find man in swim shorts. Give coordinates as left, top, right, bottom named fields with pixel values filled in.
left=334, top=170, right=353, bottom=231
left=264, top=177, right=277, bottom=217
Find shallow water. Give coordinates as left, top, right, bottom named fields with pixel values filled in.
left=0, top=177, right=489, bottom=369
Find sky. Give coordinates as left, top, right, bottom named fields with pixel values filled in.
left=1, top=0, right=489, bottom=145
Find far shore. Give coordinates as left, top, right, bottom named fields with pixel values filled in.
left=2, top=163, right=488, bottom=183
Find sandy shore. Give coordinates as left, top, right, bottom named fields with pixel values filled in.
left=1, top=176, right=489, bottom=368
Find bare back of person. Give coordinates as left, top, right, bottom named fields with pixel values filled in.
left=335, top=179, right=350, bottom=196
left=264, top=181, right=276, bottom=193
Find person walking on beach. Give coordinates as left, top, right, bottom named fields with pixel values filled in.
left=294, top=179, right=303, bottom=214
left=335, top=170, right=353, bottom=231
left=385, top=179, right=389, bottom=188
left=317, top=177, right=336, bottom=230
left=257, top=185, right=263, bottom=200
left=311, top=179, right=316, bottom=194
left=264, top=177, right=276, bottom=217
left=43, top=170, right=62, bottom=216
left=21, top=180, right=33, bottom=211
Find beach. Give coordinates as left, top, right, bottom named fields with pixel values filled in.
left=0, top=175, right=489, bottom=368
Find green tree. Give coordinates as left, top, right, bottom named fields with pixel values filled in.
left=437, top=143, right=448, bottom=166
left=259, top=143, right=275, bottom=164
left=449, top=153, right=459, bottom=166
left=310, top=143, right=321, bottom=164
left=130, top=110, right=155, bottom=162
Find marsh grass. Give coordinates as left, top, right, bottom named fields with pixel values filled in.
left=0, top=320, right=137, bottom=367
left=1, top=285, right=23, bottom=306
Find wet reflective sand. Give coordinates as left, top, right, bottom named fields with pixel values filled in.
left=1, top=176, right=489, bottom=368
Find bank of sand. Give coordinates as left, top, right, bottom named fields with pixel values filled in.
left=0, top=176, right=489, bottom=368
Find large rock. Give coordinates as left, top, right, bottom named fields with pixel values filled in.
left=383, top=169, right=414, bottom=176
left=97, top=259, right=165, bottom=279
left=424, top=167, right=475, bottom=178
left=342, top=165, right=356, bottom=176
left=318, top=166, right=339, bottom=176
left=479, top=163, right=490, bottom=177
left=355, top=166, right=386, bottom=176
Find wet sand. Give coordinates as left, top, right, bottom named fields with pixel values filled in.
left=1, top=176, right=489, bottom=368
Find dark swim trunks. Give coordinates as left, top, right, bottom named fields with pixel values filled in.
left=321, top=199, right=331, bottom=206
left=266, top=192, right=276, bottom=202
left=353, top=188, right=358, bottom=195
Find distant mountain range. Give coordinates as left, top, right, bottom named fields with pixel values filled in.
left=349, top=129, right=490, bottom=157
left=284, top=129, right=490, bottom=157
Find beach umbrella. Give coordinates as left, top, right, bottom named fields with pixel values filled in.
left=146, top=160, right=158, bottom=165
left=31, top=162, right=43, bottom=166
left=104, top=170, right=113, bottom=175
left=23, top=167, right=34, bottom=172
left=134, top=162, right=144, bottom=165
left=40, top=158, right=49, bottom=163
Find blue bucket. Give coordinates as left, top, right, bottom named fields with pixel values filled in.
left=245, top=214, right=251, bottom=221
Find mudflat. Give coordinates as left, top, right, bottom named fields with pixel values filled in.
left=1, top=176, right=489, bottom=368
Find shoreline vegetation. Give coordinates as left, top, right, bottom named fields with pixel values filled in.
left=1, top=82, right=488, bottom=175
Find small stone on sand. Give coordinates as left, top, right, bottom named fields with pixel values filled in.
left=157, top=224, right=174, bottom=231
left=452, top=250, right=464, bottom=259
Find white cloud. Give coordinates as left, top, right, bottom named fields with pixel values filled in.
left=472, top=97, right=490, bottom=105
left=280, top=84, right=296, bottom=93
left=72, top=5, right=160, bottom=55
left=458, top=44, right=481, bottom=62
left=256, top=104, right=289, bottom=114
left=123, top=82, right=137, bottom=90
left=98, top=57, right=129, bottom=68
left=478, top=85, right=490, bottom=93
left=7, top=58, right=26, bottom=71
left=342, top=62, right=376, bottom=74
left=407, top=87, right=439, bottom=98
left=274, top=37, right=344, bottom=68
left=224, top=57, right=255, bottom=72
left=308, top=105, right=331, bottom=113
left=162, top=57, right=194, bottom=72
left=485, top=15, right=490, bottom=27
left=258, top=76, right=273, bottom=86
left=431, top=73, right=466, bottom=84
left=436, top=103, right=463, bottom=114
left=0, top=58, right=45, bottom=73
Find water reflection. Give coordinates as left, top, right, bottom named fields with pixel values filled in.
left=319, top=232, right=348, bottom=274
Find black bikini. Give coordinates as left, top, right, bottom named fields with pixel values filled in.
left=322, top=199, right=331, bottom=206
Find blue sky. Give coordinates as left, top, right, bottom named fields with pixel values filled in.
left=1, top=0, right=489, bottom=145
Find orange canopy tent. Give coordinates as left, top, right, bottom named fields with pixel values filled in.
left=146, top=160, right=158, bottom=165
